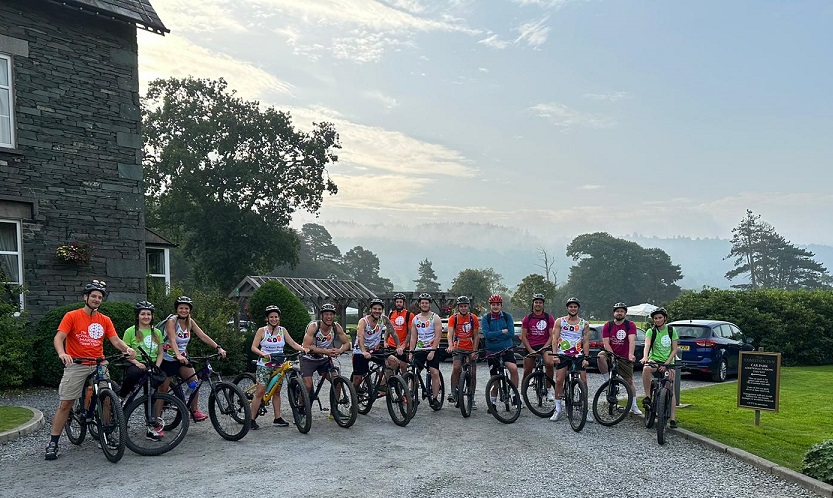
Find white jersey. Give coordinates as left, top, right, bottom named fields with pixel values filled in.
left=556, top=317, right=586, bottom=356
left=413, top=312, right=438, bottom=350
left=256, top=326, right=286, bottom=366
left=353, top=315, right=386, bottom=354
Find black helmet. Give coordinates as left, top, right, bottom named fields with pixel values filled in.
left=417, top=293, right=432, bottom=302
left=532, top=293, right=545, bottom=303
left=135, top=300, right=154, bottom=312
left=393, top=292, right=406, bottom=300
left=565, top=297, right=580, bottom=307
left=650, top=307, right=668, bottom=318
left=613, top=302, right=628, bottom=312
left=174, top=296, right=193, bottom=310
left=265, top=305, right=281, bottom=316
left=321, top=303, right=337, bottom=313
left=83, top=279, right=107, bottom=297
left=369, top=298, right=384, bottom=308
left=456, top=296, right=470, bottom=305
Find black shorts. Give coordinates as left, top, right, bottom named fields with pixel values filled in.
left=412, top=350, right=440, bottom=370
left=487, top=350, right=516, bottom=376
left=160, top=359, right=184, bottom=378
left=351, top=353, right=386, bottom=377
left=556, top=355, right=586, bottom=371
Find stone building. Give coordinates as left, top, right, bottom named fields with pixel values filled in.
left=0, top=0, right=168, bottom=318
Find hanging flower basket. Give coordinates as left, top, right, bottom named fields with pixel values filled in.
left=56, top=242, right=92, bottom=265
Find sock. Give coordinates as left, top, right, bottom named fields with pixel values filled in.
left=50, top=434, right=60, bottom=444
left=555, top=399, right=562, bottom=410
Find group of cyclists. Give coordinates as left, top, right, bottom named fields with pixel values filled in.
left=44, top=280, right=679, bottom=461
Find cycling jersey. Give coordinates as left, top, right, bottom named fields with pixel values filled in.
left=162, top=319, right=191, bottom=361
left=387, top=309, right=412, bottom=348
left=122, top=326, right=164, bottom=362
left=413, top=312, right=438, bottom=350
left=353, top=315, right=386, bottom=353
left=256, top=325, right=286, bottom=366
left=448, top=313, right=479, bottom=351
left=556, top=317, right=586, bottom=356
left=302, top=321, right=336, bottom=359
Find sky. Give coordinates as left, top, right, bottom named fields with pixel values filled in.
left=137, top=0, right=833, bottom=246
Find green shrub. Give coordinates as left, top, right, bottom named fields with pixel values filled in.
left=802, top=439, right=833, bottom=484
left=0, top=303, right=33, bottom=389
left=247, top=281, right=311, bottom=345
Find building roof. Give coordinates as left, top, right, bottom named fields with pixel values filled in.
left=229, top=276, right=377, bottom=307
left=145, top=228, right=177, bottom=248
left=49, top=0, right=169, bottom=34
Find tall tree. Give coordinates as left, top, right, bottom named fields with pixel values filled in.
left=448, top=269, right=493, bottom=304
left=536, top=247, right=558, bottom=285
left=511, top=274, right=557, bottom=313
left=413, top=259, right=441, bottom=293
left=342, top=246, right=393, bottom=294
left=143, top=77, right=340, bottom=289
left=301, top=223, right=342, bottom=263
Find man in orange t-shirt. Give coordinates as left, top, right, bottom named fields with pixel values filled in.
left=445, top=296, right=480, bottom=407
left=387, top=292, right=413, bottom=374
left=45, top=280, right=136, bottom=461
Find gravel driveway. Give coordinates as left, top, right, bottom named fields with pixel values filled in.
left=0, top=358, right=821, bottom=498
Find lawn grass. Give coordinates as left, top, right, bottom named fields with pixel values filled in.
left=679, top=365, right=833, bottom=471
left=0, top=406, right=33, bottom=432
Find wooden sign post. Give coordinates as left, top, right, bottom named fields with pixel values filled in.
left=737, top=350, right=781, bottom=426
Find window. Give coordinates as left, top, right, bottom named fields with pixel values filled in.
left=0, top=219, right=23, bottom=310
left=146, top=246, right=170, bottom=293
left=0, top=54, right=14, bottom=148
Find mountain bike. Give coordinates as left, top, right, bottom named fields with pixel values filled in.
left=643, top=361, right=675, bottom=445
left=120, top=349, right=190, bottom=456
left=167, top=354, right=251, bottom=441
left=520, top=347, right=557, bottom=418
left=63, top=354, right=127, bottom=463
left=233, top=352, right=311, bottom=434
left=592, top=352, right=635, bottom=427
left=454, top=350, right=477, bottom=418
left=403, top=349, right=445, bottom=419
left=553, top=353, right=590, bottom=432
left=306, top=355, right=358, bottom=429
left=484, top=348, right=522, bottom=424
left=354, top=350, right=411, bottom=427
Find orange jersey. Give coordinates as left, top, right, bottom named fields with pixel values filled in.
left=387, top=309, right=413, bottom=348
left=448, top=313, right=480, bottom=351
left=57, top=308, right=117, bottom=361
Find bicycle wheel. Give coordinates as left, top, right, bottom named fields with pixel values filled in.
left=403, top=372, right=419, bottom=419
left=208, top=381, right=251, bottom=441
left=356, top=373, right=375, bottom=415
left=645, top=387, right=656, bottom=429
left=566, top=378, right=588, bottom=433
left=64, top=397, right=87, bottom=445
left=287, top=376, right=311, bottom=434
left=385, top=375, right=411, bottom=427
left=458, top=371, right=473, bottom=418
left=424, top=370, right=445, bottom=411
left=486, top=375, right=521, bottom=424
left=330, top=375, right=358, bottom=428
left=232, top=372, right=263, bottom=417
left=124, top=392, right=189, bottom=456
left=521, top=371, right=556, bottom=418
left=656, top=387, right=669, bottom=445
left=96, top=388, right=126, bottom=463
left=593, top=378, right=633, bottom=427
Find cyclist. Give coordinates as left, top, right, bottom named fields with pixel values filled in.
left=520, top=293, right=555, bottom=401
left=45, top=280, right=136, bottom=461
left=481, top=294, right=519, bottom=408
left=248, top=305, right=307, bottom=430
left=598, top=302, right=642, bottom=415
left=445, top=296, right=480, bottom=408
left=550, top=297, right=591, bottom=423
left=408, top=293, right=443, bottom=409
left=300, top=303, right=352, bottom=396
left=119, top=301, right=166, bottom=440
left=387, top=292, right=413, bottom=374
left=351, top=298, right=400, bottom=395
left=159, top=296, right=227, bottom=422
left=640, top=307, right=679, bottom=428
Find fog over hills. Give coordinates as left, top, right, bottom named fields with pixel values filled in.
left=324, top=221, right=833, bottom=292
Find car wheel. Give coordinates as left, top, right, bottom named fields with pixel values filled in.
left=711, top=357, right=728, bottom=382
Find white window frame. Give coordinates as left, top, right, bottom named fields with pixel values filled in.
left=0, top=53, right=14, bottom=149
left=0, top=219, right=23, bottom=312
left=146, top=245, right=171, bottom=292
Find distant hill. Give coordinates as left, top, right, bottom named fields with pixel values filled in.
left=324, top=221, right=833, bottom=292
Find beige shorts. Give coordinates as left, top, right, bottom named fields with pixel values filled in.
left=57, top=363, right=110, bottom=401
left=597, top=351, right=633, bottom=381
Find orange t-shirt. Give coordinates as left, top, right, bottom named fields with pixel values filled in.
left=387, top=309, right=413, bottom=348
left=448, top=313, right=480, bottom=351
left=57, top=308, right=117, bottom=362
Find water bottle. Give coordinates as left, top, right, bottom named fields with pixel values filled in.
left=183, top=379, right=198, bottom=399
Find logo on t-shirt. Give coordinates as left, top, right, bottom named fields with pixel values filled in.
left=536, top=320, right=547, bottom=331
left=616, top=329, right=626, bottom=340
left=394, top=316, right=405, bottom=326
left=177, top=330, right=189, bottom=339
left=88, top=323, right=104, bottom=340
left=462, top=322, right=472, bottom=332
left=661, top=335, right=672, bottom=347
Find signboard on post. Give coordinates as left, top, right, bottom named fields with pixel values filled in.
left=737, top=351, right=781, bottom=415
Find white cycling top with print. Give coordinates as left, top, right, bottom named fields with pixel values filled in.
left=413, top=312, right=437, bottom=350
left=557, top=317, right=585, bottom=356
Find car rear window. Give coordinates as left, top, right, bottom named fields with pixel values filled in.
left=587, top=326, right=602, bottom=341
left=673, top=325, right=711, bottom=339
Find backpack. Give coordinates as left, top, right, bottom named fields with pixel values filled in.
left=449, top=313, right=475, bottom=340
left=485, top=312, right=519, bottom=346
left=155, top=314, right=175, bottom=334
left=604, top=319, right=631, bottom=338
left=389, top=310, right=412, bottom=329
left=646, top=325, right=673, bottom=353
left=526, top=312, right=552, bottom=332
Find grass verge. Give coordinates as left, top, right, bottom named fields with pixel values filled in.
left=0, top=406, right=33, bottom=432
left=679, top=365, right=833, bottom=471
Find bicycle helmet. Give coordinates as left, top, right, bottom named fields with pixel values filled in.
left=135, top=300, right=155, bottom=312
left=456, top=296, right=470, bottom=305
left=565, top=297, right=581, bottom=307
left=393, top=292, right=406, bottom=300
left=264, top=305, right=281, bottom=316
left=320, top=303, right=337, bottom=313
left=531, top=293, right=545, bottom=303
left=369, top=298, right=384, bottom=308
left=174, top=296, right=193, bottom=310
left=488, top=294, right=503, bottom=304
left=650, top=307, right=668, bottom=318
left=83, top=279, right=107, bottom=296
left=417, top=293, right=432, bottom=302
left=613, top=302, right=628, bottom=312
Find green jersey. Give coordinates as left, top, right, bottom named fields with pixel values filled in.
left=123, top=325, right=164, bottom=362
left=646, top=325, right=677, bottom=363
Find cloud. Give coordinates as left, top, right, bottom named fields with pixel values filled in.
left=477, top=34, right=511, bottom=49
left=478, top=67, right=489, bottom=73
left=511, top=0, right=573, bottom=9
left=580, top=184, right=603, bottom=190
left=363, top=90, right=400, bottom=109
left=529, top=102, right=617, bottom=129
left=515, top=16, right=551, bottom=48
left=150, top=0, right=250, bottom=34
left=583, top=91, right=632, bottom=102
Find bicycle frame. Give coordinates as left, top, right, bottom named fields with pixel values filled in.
left=260, top=355, right=301, bottom=407
left=169, top=354, right=222, bottom=407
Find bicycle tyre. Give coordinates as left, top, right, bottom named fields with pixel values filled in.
left=330, top=375, right=358, bottom=428
left=232, top=372, right=264, bottom=417
left=521, top=371, right=556, bottom=418
left=458, top=371, right=473, bottom=418
left=385, top=375, right=411, bottom=427
left=64, top=397, right=87, bottom=445
left=208, top=381, right=251, bottom=441
left=124, top=392, right=189, bottom=456
left=645, top=389, right=656, bottom=429
left=357, top=374, right=375, bottom=415
left=97, top=388, right=126, bottom=463
left=424, top=370, right=445, bottom=411
left=592, top=378, right=633, bottom=427
left=485, top=375, right=521, bottom=424
left=403, top=372, right=419, bottom=419
left=656, top=387, right=669, bottom=445
left=287, top=376, right=311, bottom=434
left=567, top=378, right=588, bottom=433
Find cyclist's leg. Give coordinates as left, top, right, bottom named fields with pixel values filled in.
left=543, top=353, right=555, bottom=383
left=450, top=355, right=462, bottom=389
left=503, top=351, right=519, bottom=388
left=669, top=369, right=677, bottom=421
left=118, top=364, right=144, bottom=398
left=351, top=353, right=368, bottom=389
left=52, top=364, right=91, bottom=436
left=641, top=365, right=655, bottom=401
left=299, top=358, right=316, bottom=393
left=426, top=353, right=441, bottom=400
left=178, top=365, right=198, bottom=412
left=251, top=365, right=270, bottom=419
left=597, top=351, right=610, bottom=377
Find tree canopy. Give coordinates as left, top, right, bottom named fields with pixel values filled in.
left=342, top=246, right=394, bottom=294
left=448, top=268, right=506, bottom=305
left=414, top=259, right=441, bottom=293
left=511, top=273, right=557, bottom=313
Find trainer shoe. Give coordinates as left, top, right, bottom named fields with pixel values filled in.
left=642, top=397, right=652, bottom=412
left=44, top=442, right=59, bottom=461
left=630, top=402, right=643, bottom=416
left=546, top=389, right=555, bottom=402
left=273, top=417, right=289, bottom=427
left=250, top=419, right=260, bottom=430
left=669, top=419, right=678, bottom=429
left=471, top=399, right=477, bottom=410
left=192, top=409, right=208, bottom=422
left=586, top=411, right=595, bottom=423
left=448, top=389, right=457, bottom=404
left=146, top=425, right=165, bottom=440
left=549, top=408, right=562, bottom=422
